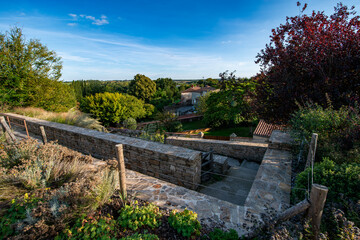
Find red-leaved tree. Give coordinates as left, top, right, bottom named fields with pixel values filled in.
left=254, top=3, right=360, bottom=123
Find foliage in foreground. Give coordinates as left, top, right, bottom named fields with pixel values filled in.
left=290, top=104, right=360, bottom=164
left=293, top=158, right=360, bottom=239
left=293, top=158, right=360, bottom=203
left=118, top=203, right=162, bottom=231
left=208, top=228, right=239, bottom=240
left=120, top=233, right=159, bottom=240
left=0, top=139, right=117, bottom=239
left=168, top=209, right=201, bottom=238
left=56, top=214, right=117, bottom=240
left=0, top=193, right=41, bottom=239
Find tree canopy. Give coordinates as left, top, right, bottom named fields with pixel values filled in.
left=254, top=3, right=360, bottom=123
left=81, top=92, right=149, bottom=126
left=203, top=71, right=256, bottom=128
left=0, top=27, right=75, bottom=111
left=128, top=74, right=156, bottom=102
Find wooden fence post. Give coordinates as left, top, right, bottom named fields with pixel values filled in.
left=40, top=126, right=47, bottom=144
left=115, top=144, right=127, bottom=200
left=305, top=133, right=318, bottom=169
left=307, top=184, right=328, bottom=239
left=0, top=116, right=17, bottom=143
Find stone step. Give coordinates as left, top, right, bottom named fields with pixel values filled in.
left=240, top=160, right=260, bottom=171
left=227, top=166, right=258, bottom=180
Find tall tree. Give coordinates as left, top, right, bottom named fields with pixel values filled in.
left=254, top=3, right=360, bottom=123
left=0, top=26, right=75, bottom=111
left=128, top=74, right=156, bottom=102
left=203, top=71, right=256, bottom=128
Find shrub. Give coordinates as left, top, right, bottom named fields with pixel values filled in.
left=155, top=111, right=183, bottom=132
left=120, top=233, right=159, bottom=240
left=0, top=139, right=90, bottom=190
left=0, top=193, right=41, bottom=239
left=208, top=228, right=239, bottom=240
left=293, top=158, right=360, bottom=203
left=290, top=104, right=360, bottom=164
left=123, top=118, right=137, bottom=130
left=81, top=92, right=147, bottom=126
left=118, top=202, right=162, bottom=231
left=56, top=214, right=116, bottom=240
left=168, top=209, right=201, bottom=238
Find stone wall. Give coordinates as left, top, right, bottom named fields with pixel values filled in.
left=1, top=113, right=202, bottom=189
left=166, top=136, right=268, bottom=162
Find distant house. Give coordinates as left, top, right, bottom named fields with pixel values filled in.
left=180, top=86, right=218, bottom=105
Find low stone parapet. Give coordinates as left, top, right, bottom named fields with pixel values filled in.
left=1, top=113, right=202, bottom=189
left=166, top=136, right=268, bottom=162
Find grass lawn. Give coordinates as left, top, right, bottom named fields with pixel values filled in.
left=181, top=120, right=207, bottom=130
left=181, top=120, right=252, bottom=137
left=205, top=126, right=252, bottom=137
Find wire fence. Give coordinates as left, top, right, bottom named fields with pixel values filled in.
left=293, top=134, right=318, bottom=200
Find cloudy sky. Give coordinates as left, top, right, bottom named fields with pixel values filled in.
left=0, top=0, right=358, bottom=81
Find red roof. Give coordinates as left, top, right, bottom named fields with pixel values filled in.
left=181, top=86, right=216, bottom=93
left=253, top=119, right=285, bottom=137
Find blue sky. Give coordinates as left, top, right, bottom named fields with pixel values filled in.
left=0, top=0, right=359, bottom=81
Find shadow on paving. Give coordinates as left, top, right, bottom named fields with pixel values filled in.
left=199, top=159, right=260, bottom=206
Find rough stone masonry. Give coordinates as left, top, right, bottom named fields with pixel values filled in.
left=1, top=113, right=202, bottom=189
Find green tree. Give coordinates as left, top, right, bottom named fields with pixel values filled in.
left=196, top=92, right=211, bottom=115
left=81, top=92, right=148, bottom=126
left=128, top=74, right=156, bottom=102
left=0, top=26, right=75, bottom=111
left=203, top=71, right=256, bottom=128
left=254, top=3, right=360, bottom=122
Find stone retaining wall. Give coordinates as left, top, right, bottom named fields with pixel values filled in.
left=1, top=113, right=202, bottom=189
left=166, top=136, right=268, bottom=162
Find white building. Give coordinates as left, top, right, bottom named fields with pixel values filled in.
left=180, top=86, right=218, bottom=105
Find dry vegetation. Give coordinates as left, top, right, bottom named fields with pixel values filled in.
left=0, top=138, right=117, bottom=239
left=11, top=107, right=105, bottom=132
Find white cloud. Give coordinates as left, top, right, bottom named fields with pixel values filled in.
left=68, top=13, right=77, bottom=19
left=57, top=52, right=92, bottom=62
left=69, top=14, right=109, bottom=26
left=67, top=23, right=77, bottom=26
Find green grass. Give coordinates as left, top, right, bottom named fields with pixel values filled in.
left=181, top=120, right=207, bottom=130
left=181, top=120, right=253, bottom=137
left=205, top=126, right=252, bottom=137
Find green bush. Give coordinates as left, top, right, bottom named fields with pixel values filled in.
left=81, top=92, right=148, bottom=126
left=290, top=104, right=360, bottom=164
left=290, top=104, right=350, bottom=140
left=0, top=193, right=41, bottom=239
left=118, top=202, right=162, bottom=231
left=293, top=158, right=360, bottom=203
left=120, top=233, right=159, bottom=240
left=123, top=118, right=137, bottom=130
left=208, top=228, right=239, bottom=240
left=168, top=209, right=201, bottom=238
left=56, top=214, right=116, bottom=240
